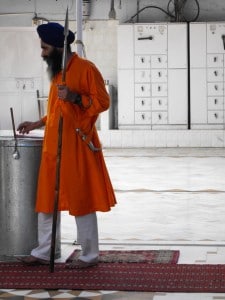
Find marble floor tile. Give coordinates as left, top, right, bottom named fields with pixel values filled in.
left=1, top=148, right=225, bottom=299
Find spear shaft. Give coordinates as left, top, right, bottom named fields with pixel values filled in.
left=49, top=116, right=63, bottom=273
left=62, top=7, right=69, bottom=83
left=49, top=7, right=69, bottom=273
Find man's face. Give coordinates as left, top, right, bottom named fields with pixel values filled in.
left=40, top=41, right=62, bottom=80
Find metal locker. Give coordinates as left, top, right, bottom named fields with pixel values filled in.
left=135, top=55, right=151, bottom=69
left=134, top=24, right=167, bottom=55
left=135, top=98, right=151, bottom=111
left=135, top=83, right=151, bottom=97
left=151, top=55, right=167, bottom=68
left=168, top=23, right=187, bottom=68
left=190, top=68, right=207, bottom=125
left=151, top=83, right=167, bottom=97
left=208, top=97, right=224, bottom=110
left=168, top=69, right=187, bottom=124
left=135, top=70, right=151, bottom=82
left=152, top=98, right=167, bottom=110
left=152, top=112, right=168, bottom=124
left=207, top=82, right=224, bottom=96
left=135, top=112, right=151, bottom=124
left=208, top=111, right=224, bottom=123
left=190, top=22, right=225, bottom=128
left=151, top=69, right=167, bottom=82
left=190, top=23, right=206, bottom=68
left=117, top=25, right=134, bottom=69
left=207, top=23, right=225, bottom=53
left=118, top=69, right=134, bottom=125
left=118, top=23, right=188, bottom=129
left=207, top=54, right=223, bottom=67
left=207, top=69, right=223, bottom=81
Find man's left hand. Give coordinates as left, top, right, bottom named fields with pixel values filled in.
left=57, top=85, right=81, bottom=104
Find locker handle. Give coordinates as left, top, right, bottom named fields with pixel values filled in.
left=158, top=114, right=162, bottom=120
left=141, top=86, right=144, bottom=91
left=158, top=86, right=161, bottom=92
left=222, top=35, right=225, bottom=50
left=138, top=35, right=153, bottom=40
left=141, top=100, right=145, bottom=105
left=214, top=71, right=218, bottom=76
left=214, top=56, right=217, bottom=62
left=158, top=99, right=161, bottom=105
left=214, top=85, right=218, bottom=91
left=142, top=114, right=145, bottom=120
left=158, top=72, right=161, bottom=77
left=214, top=113, right=218, bottom=118
left=214, top=98, right=217, bottom=104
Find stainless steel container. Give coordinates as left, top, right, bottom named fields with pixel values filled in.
left=0, top=135, right=61, bottom=261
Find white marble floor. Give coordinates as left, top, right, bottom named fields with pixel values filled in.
left=59, top=147, right=225, bottom=299
left=1, top=147, right=225, bottom=299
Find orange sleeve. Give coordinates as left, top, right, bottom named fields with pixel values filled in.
left=80, top=64, right=110, bottom=117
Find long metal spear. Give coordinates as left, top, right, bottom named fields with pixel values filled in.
left=49, top=7, right=69, bottom=273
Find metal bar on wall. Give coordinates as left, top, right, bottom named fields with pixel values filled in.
left=187, top=21, right=191, bottom=129
left=76, top=0, right=83, bottom=57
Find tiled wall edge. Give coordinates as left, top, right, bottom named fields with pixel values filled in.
left=98, top=130, right=225, bottom=148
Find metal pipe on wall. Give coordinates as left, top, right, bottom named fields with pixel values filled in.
left=137, top=0, right=140, bottom=22
left=76, top=0, right=83, bottom=57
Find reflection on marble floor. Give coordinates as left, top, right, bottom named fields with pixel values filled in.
left=1, top=148, right=225, bottom=300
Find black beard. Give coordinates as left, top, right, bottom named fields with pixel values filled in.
left=43, top=48, right=62, bottom=80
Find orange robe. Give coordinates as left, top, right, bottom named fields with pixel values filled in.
left=35, top=53, right=116, bottom=216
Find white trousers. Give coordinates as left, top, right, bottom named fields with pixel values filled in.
left=31, top=212, right=99, bottom=263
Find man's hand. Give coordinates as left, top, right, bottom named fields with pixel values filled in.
left=57, top=85, right=81, bottom=104
left=17, top=120, right=44, bottom=134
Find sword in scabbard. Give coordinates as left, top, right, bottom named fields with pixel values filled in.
left=50, top=7, right=69, bottom=273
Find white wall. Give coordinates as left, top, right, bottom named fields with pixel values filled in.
left=1, top=0, right=225, bottom=141
left=1, top=0, right=225, bottom=25
left=0, top=0, right=225, bottom=88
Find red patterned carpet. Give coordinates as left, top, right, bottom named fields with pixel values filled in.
left=1, top=262, right=225, bottom=292
left=66, top=249, right=179, bottom=264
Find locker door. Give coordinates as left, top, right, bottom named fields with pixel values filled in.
left=117, top=25, right=134, bottom=69
left=190, top=23, right=206, bottom=68
left=190, top=69, right=207, bottom=124
left=207, top=23, right=225, bottom=54
left=168, top=23, right=187, bottom=68
left=168, top=69, right=187, bottom=124
left=134, top=24, right=167, bottom=55
left=118, top=70, right=134, bottom=126
left=135, top=55, right=151, bottom=69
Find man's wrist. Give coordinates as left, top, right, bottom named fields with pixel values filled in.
left=37, top=119, right=45, bottom=128
left=71, top=93, right=82, bottom=105
left=74, top=93, right=82, bottom=105
left=68, top=91, right=82, bottom=105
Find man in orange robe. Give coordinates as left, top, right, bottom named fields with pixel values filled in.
left=17, top=22, right=116, bottom=268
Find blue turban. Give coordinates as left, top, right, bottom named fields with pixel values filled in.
left=37, top=22, right=75, bottom=48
